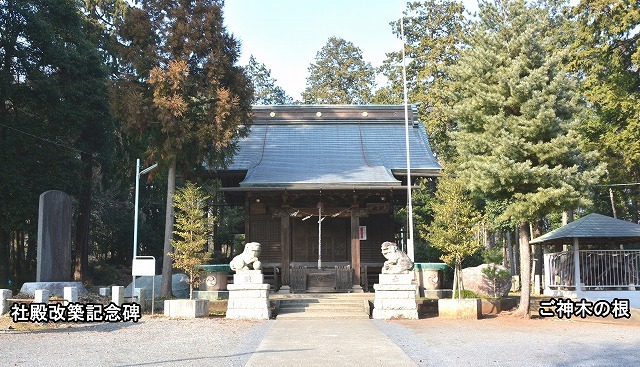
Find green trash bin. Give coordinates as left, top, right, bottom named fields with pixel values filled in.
left=197, top=264, right=230, bottom=291
left=414, top=263, right=447, bottom=297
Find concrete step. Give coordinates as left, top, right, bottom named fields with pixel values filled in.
left=275, top=295, right=370, bottom=319
left=279, top=300, right=365, bottom=309
left=279, top=305, right=365, bottom=312
left=270, top=292, right=374, bottom=300
left=278, top=298, right=365, bottom=304
left=276, top=311, right=371, bottom=319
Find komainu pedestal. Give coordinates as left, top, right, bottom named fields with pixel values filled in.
left=226, top=270, right=270, bottom=320
left=372, top=273, right=419, bottom=319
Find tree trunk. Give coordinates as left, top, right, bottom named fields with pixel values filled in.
left=15, top=232, right=24, bottom=281
left=609, top=188, right=617, bottom=218
left=452, top=265, right=457, bottom=299
left=160, top=158, right=177, bottom=298
left=516, top=221, right=531, bottom=317
left=74, top=152, right=93, bottom=282
left=11, top=232, right=17, bottom=280
left=26, top=234, right=36, bottom=278
left=531, top=221, right=543, bottom=296
left=0, top=229, right=8, bottom=286
left=506, top=229, right=515, bottom=275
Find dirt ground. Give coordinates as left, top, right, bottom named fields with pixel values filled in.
left=2, top=309, right=640, bottom=367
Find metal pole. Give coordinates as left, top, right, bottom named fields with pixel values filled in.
left=133, top=159, right=141, bottom=293
left=132, top=160, right=157, bottom=300
left=401, top=17, right=415, bottom=261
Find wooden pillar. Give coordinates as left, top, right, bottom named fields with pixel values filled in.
left=273, top=206, right=292, bottom=286
left=350, top=205, right=361, bottom=285
left=280, top=212, right=291, bottom=285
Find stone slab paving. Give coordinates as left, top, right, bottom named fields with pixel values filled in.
left=244, top=318, right=417, bottom=367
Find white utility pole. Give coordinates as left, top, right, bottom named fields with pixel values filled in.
left=132, top=159, right=158, bottom=293
left=401, top=17, right=415, bottom=261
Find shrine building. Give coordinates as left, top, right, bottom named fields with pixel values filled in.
left=216, top=104, right=442, bottom=292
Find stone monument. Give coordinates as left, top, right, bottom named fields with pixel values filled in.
left=372, top=242, right=419, bottom=319
left=226, top=242, right=270, bottom=319
left=20, top=190, right=87, bottom=297
left=37, top=190, right=72, bottom=281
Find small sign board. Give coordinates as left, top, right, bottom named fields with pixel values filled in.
left=359, top=226, right=367, bottom=240
left=132, top=256, right=156, bottom=276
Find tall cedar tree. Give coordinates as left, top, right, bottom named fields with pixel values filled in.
left=113, top=0, right=252, bottom=297
left=245, top=55, right=292, bottom=105
left=570, top=0, right=640, bottom=221
left=423, top=174, right=481, bottom=299
left=449, top=0, right=604, bottom=316
left=0, top=0, right=111, bottom=284
left=170, top=182, right=211, bottom=300
left=302, top=37, right=375, bottom=104
left=375, top=0, right=468, bottom=161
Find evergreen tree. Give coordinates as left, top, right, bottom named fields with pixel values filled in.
left=245, top=55, right=292, bottom=105
left=423, top=174, right=482, bottom=299
left=170, top=182, right=211, bottom=300
left=0, top=0, right=112, bottom=284
left=570, top=0, right=640, bottom=221
left=449, top=0, right=604, bottom=316
left=112, top=0, right=252, bottom=297
left=302, top=37, right=375, bottom=104
left=375, top=0, right=468, bottom=160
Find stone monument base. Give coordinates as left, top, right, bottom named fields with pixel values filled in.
left=164, top=299, right=209, bottom=318
left=438, top=298, right=482, bottom=319
left=20, top=282, right=88, bottom=298
left=226, top=270, right=270, bottom=320
left=372, top=274, right=418, bottom=319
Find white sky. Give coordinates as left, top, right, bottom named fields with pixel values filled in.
left=224, top=0, right=480, bottom=101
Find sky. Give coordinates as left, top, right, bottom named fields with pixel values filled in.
left=224, top=1, right=479, bottom=101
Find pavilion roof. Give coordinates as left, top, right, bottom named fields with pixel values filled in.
left=530, top=213, right=640, bottom=245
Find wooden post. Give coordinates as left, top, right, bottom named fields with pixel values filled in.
left=350, top=205, right=361, bottom=286
left=280, top=212, right=291, bottom=286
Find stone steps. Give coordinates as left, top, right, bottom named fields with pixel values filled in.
left=275, top=294, right=372, bottom=319
left=276, top=311, right=371, bottom=319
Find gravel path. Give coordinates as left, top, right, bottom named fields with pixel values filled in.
left=2, top=314, right=640, bottom=367
left=382, top=315, right=640, bottom=367
left=1, top=317, right=268, bottom=367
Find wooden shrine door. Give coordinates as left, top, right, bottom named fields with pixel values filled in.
left=291, top=217, right=349, bottom=263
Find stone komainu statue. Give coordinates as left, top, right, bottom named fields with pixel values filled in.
left=230, top=242, right=263, bottom=272
left=381, top=241, right=414, bottom=274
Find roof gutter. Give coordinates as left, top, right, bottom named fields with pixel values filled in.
left=220, top=185, right=421, bottom=192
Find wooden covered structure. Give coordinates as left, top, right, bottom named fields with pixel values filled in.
left=217, top=105, right=442, bottom=291
left=531, top=213, right=640, bottom=308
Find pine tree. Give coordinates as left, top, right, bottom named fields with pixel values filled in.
left=449, top=0, right=605, bottom=316
left=302, top=37, right=375, bottom=104
left=170, top=182, right=211, bottom=300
